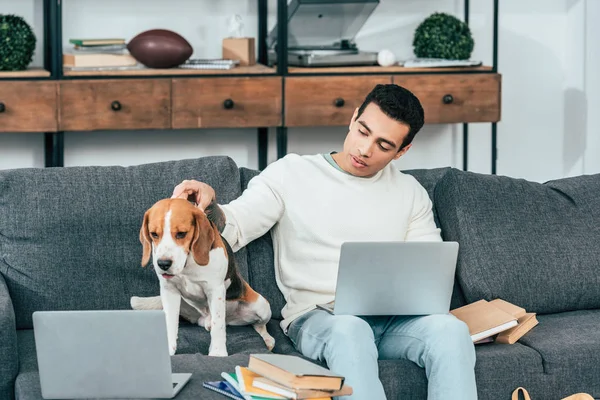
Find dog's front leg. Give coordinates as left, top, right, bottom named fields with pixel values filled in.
left=160, top=284, right=181, bottom=356
left=205, top=283, right=228, bottom=357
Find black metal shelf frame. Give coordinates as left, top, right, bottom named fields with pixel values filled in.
left=36, top=0, right=499, bottom=173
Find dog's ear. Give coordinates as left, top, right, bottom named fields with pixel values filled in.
left=191, top=208, right=215, bottom=266
left=139, top=210, right=152, bottom=267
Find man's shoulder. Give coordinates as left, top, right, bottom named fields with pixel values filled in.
left=263, top=153, right=322, bottom=172
left=387, top=165, right=424, bottom=188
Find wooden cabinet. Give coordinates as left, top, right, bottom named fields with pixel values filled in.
left=284, top=76, right=391, bottom=127
left=393, top=73, right=501, bottom=124
left=59, top=79, right=171, bottom=131
left=0, top=82, right=57, bottom=132
left=172, top=77, right=281, bottom=128
left=1, top=71, right=501, bottom=132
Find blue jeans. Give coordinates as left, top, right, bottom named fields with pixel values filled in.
left=287, top=309, right=477, bottom=400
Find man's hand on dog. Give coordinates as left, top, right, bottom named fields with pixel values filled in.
left=172, top=180, right=215, bottom=211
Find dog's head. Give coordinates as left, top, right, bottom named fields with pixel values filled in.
left=139, top=198, right=215, bottom=279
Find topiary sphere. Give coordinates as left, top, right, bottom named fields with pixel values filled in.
left=0, top=14, right=37, bottom=71
left=412, top=12, right=474, bottom=60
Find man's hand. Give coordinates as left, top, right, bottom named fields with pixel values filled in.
left=171, top=180, right=215, bottom=211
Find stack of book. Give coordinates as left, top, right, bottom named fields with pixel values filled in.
left=63, top=38, right=139, bottom=71
left=450, top=298, right=539, bottom=344
left=203, top=354, right=353, bottom=400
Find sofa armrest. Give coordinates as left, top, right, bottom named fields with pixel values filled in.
left=0, top=272, right=18, bottom=400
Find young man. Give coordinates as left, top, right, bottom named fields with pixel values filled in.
left=172, top=84, right=477, bottom=400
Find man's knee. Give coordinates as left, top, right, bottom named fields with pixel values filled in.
left=328, top=315, right=375, bottom=348
left=425, top=315, right=475, bottom=362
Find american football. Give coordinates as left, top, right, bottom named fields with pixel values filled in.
left=127, top=29, right=193, bottom=69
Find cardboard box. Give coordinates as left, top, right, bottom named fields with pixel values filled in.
left=222, top=37, right=256, bottom=66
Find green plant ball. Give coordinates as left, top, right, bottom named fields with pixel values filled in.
left=413, top=12, right=474, bottom=60
left=0, top=14, right=37, bottom=71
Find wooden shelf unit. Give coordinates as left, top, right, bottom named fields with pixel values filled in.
left=0, top=0, right=501, bottom=173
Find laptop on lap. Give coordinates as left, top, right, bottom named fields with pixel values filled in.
left=33, top=310, right=191, bottom=399
left=317, top=241, right=459, bottom=316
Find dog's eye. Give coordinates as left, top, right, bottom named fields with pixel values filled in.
left=175, top=232, right=187, bottom=239
left=150, top=232, right=159, bottom=239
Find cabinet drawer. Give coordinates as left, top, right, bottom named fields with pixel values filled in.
left=393, top=74, right=501, bottom=123
left=59, top=79, right=171, bottom=131
left=0, top=82, right=57, bottom=132
left=285, top=76, right=391, bottom=127
left=172, top=77, right=282, bottom=128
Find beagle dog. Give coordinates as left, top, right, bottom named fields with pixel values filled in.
left=130, top=198, right=275, bottom=357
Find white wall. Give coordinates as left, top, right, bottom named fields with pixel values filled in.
left=0, top=0, right=597, bottom=181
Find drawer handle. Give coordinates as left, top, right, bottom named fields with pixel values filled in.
left=223, top=99, right=235, bottom=109
left=111, top=101, right=122, bottom=111
left=442, top=94, right=454, bottom=104
left=0, top=102, right=5, bottom=113
left=334, top=98, right=345, bottom=108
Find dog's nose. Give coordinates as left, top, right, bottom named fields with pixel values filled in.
left=157, top=259, right=172, bottom=271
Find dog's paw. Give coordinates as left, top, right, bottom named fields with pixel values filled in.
left=198, top=315, right=212, bottom=332
left=130, top=296, right=140, bottom=310
left=169, top=344, right=177, bottom=356
left=264, top=334, right=276, bottom=351
left=208, top=347, right=228, bottom=357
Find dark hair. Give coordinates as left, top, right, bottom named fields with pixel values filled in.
left=356, top=84, right=425, bottom=150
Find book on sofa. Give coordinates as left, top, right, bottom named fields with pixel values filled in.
left=450, top=299, right=518, bottom=342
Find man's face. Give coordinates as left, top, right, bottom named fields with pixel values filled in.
left=335, top=102, right=412, bottom=178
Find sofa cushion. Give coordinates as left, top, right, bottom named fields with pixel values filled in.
left=0, top=156, right=246, bottom=329
left=518, top=310, right=600, bottom=397
left=239, top=167, right=286, bottom=320
left=434, top=169, right=600, bottom=314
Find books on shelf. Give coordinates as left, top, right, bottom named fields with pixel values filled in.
left=64, top=37, right=136, bottom=69
left=63, top=53, right=137, bottom=68
left=69, top=38, right=126, bottom=47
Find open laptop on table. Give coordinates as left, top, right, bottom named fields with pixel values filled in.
left=33, top=309, right=191, bottom=399
left=317, top=241, right=459, bottom=316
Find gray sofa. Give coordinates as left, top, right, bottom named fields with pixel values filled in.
left=0, top=156, right=598, bottom=400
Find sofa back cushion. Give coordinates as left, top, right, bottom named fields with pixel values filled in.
left=0, top=156, right=245, bottom=329
left=434, top=169, right=600, bottom=314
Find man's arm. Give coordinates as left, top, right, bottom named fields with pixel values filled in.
left=218, top=167, right=285, bottom=252
left=405, top=183, right=442, bottom=242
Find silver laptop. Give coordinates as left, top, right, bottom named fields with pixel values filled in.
left=32, top=310, right=191, bottom=399
left=317, top=241, right=459, bottom=316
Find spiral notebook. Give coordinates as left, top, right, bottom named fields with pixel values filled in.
left=203, top=380, right=245, bottom=400
left=179, top=59, right=240, bottom=70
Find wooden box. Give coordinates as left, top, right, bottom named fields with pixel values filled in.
left=222, top=37, right=256, bottom=66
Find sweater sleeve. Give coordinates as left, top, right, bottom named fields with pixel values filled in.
left=405, top=181, right=442, bottom=242
left=219, top=160, right=285, bottom=252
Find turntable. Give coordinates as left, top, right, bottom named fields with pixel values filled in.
left=268, top=0, right=380, bottom=68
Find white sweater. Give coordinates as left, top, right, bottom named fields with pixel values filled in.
left=220, top=154, right=442, bottom=332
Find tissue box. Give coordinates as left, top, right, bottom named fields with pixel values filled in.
left=222, top=37, right=256, bottom=66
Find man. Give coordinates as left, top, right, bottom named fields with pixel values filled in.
left=172, top=84, right=477, bottom=400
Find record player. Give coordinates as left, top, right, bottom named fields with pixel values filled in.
left=268, top=0, right=380, bottom=67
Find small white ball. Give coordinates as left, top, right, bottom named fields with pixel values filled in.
left=377, top=49, right=396, bottom=67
